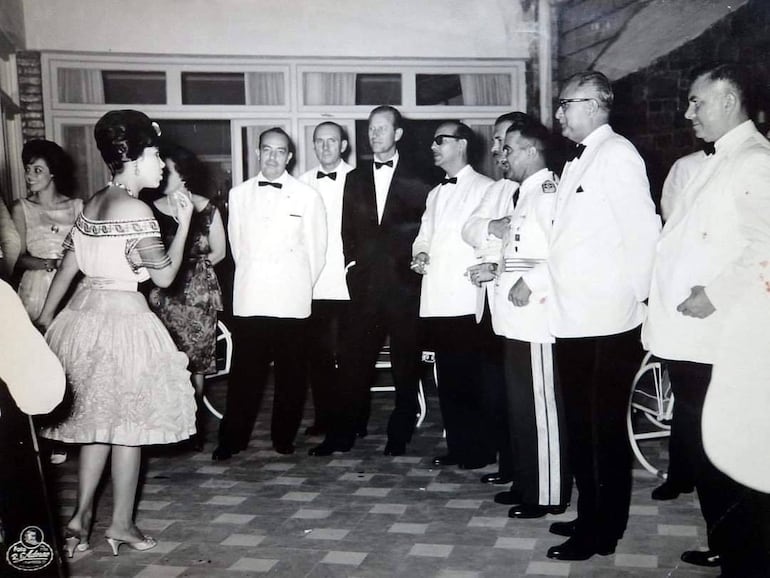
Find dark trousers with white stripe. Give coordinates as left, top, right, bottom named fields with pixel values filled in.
left=504, top=339, right=571, bottom=506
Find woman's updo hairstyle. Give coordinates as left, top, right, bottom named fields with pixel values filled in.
left=94, top=110, right=161, bottom=175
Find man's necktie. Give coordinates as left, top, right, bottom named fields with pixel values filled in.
left=441, top=177, right=457, bottom=186
left=702, top=142, right=716, bottom=156
left=512, top=188, right=520, bottom=208
left=569, top=143, right=586, bottom=161
left=374, top=159, right=394, bottom=169
left=317, top=171, right=337, bottom=180
left=258, top=181, right=282, bottom=189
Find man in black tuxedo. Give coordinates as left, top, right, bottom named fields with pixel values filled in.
left=310, top=105, right=430, bottom=457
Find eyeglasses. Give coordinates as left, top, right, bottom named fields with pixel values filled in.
left=557, top=98, right=594, bottom=111
left=432, top=134, right=460, bottom=146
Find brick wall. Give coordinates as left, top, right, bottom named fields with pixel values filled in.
left=16, top=51, right=45, bottom=141
left=609, top=0, right=770, bottom=200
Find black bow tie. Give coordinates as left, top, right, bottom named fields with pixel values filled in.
left=374, top=159, right=394, bottom=169
left=441, top=177, right=457, bottom=186
left=258, top=180, right=282, bottom=189
left=569, top=143, right=586, bottom=161
left=702, top=142, right=716, bottom=156
left=316, top=171, right=337, bottom=180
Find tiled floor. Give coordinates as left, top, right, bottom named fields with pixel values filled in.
left=52, top=375, right=721, bottom=577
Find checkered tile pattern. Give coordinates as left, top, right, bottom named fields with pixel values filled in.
left=53, top=378, right=719, bottom=577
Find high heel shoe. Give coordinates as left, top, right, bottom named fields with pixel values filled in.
left=105, top=535, right=157, bottom=556
left=63, top=529, right=90, bottom=558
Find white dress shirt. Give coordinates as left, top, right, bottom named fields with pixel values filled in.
left=412, top=165, right=494, bottom=317
left=660, top=150, right=708, bottom=221
left=549, top=124, right=661, bottom=338
left=228, top=171, right=327, bottom=319
left=491, top=168, right=558, bottom=343
left=373, top=151, right=398, bottom=224
left=300, top=160, right=354, bottom=300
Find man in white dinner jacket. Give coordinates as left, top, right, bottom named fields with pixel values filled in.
left=544, top=70, right=661, bottom=561
left=489, top=121, right=571, bottom=521
left=411, top=121, right=495, bottom=470
left=643, top=63, right=770, bottom=577
left=214, top=127, right=327, bottom=460
left=299, top=122, right=354, bottom=439
left=461, top=111, right=532, bottom=489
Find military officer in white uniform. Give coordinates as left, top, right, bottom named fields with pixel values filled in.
left=488, top=121, right=571, bottom=520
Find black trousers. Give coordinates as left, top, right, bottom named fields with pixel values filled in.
left=555, top=326, right=642, bottom=546
left=424, top=315, right=495, bottom=466
left=330, top=295, right=422, bottom=447
left=218, top=315, right=309, bottom=450
left=477, top=305, right=511, bottom=478
left=666, top=360, right=770, bottom=577
left=504, top=339, right=571, bottom=506
left=307, top=300, right=348, bottom=431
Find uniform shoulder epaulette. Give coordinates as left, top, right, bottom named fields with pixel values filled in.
left=541, top=180, right=557, bottom=194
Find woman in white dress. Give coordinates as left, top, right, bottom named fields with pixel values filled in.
left=11, top=139, right=82, bottom=320
left=37, top=110, right=197, bottom=558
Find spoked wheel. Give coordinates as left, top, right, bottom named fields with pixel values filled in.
left=627, top=351, right=674, bottom=479
left=202, top=319, right=232, bottom=420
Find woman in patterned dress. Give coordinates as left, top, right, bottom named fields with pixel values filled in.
left=37, top=110, right=197, bottom=558
left=144, top=143, right=226, bottom=450
left=11, top=139, right=81, bottom=320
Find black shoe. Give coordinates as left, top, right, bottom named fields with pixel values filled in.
left=549, top=519, right=577, bottom=537
left=546, top=536, right=616, bottom=561
left=651, top=480, right=694, bottom=501
left=273, top=443, right=295, bottom=455
left=432, top=455, right=459, bottom=466
left=304, top=425, right=326, bottom=436
left=308, top=440, right=351, bottom=456
left=494, top=490, right=522, bottom=505
left=481, top=472, right=512, bottom=485
left=508, top=504, right=567, bottom=519
left=681, top=550, right=721, bottom=567
left=212, top=446, right=238, bottom=461
left=384, top=441, right=406, bottom=456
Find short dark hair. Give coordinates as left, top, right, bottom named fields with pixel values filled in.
left=258, top=127, right=292, bottom=150
left=564, top=70, right=614, bottom=111
left=94, top=109, right=161, bottom=175
left=692, top=63, right=752, bottom=112
left=506, top=120, right=551, bottom=155
left=438, top=120, right=475, bottom=159
left=22, top=139, right=77, bottom=197
left=494, top=111, right=533, bottom=130
left=313, top=121, right=347, bottom=142
left=159, top=141, right=211, bottom=199
left=369, top=105, right=403, bottom=130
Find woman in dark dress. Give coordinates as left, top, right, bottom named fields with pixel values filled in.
left=144, top=143, right=226, bottom=450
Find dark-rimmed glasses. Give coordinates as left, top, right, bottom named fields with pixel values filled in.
left=557, top=98, right=594, bottom=111
left=432, top=134, right=460, bottom=146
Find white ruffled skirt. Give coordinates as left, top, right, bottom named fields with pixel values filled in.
left=40, top=284, right=196, bottom=446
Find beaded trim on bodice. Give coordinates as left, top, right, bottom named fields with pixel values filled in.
left=76, top=213, right=161, bottom=238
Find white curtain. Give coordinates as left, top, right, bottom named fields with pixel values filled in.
left=303, top=72, right=356, bottom=105
left=459, top=74, right=511, bottom=106
left=245, top=72, right=285, bottom=105
left=57, top=68, right=105, bottom=104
